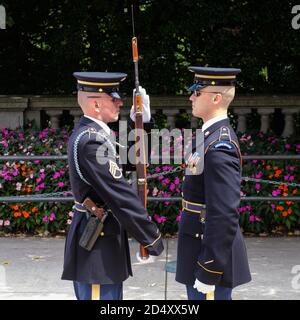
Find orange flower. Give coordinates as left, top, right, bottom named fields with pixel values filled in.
left=22, top=172, right=26, bottom=176
left=14, top=212, right=22, bottom=217
left=292, top=189, right=298, bottom=195
left=274, top=170, right=282, bottom=177
left=27, top=187, right=31, bottom=193
left=10, top=205, right=19, bottom=211
left=276, top=206, right=284, bottom=211
left=31, top=207, right=38, bottom=213
left=287, top=208, right=292, bottom=215
left=21, top=165, right=26, bottom=171
left=22, top=211, right=30, bottom=219
left=266, top=165, right=271, bottom=170
left=268, top=174, right=273, bottom=179
left=282, top=211, right=288, bottom=217
left=273, top=166, right=278, bottom=170
left=286, top=201, right=294, bottom=205
left=283, top=192, right=288, bottom=197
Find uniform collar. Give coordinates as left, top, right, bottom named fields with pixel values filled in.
left=83, top=115, right=111, bottom=135
left=202, top=114, right=228, bottom=132
left=203, top=118, right=231, bottom=139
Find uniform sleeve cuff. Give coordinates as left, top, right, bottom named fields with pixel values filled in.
left=194, top=262, right=223, bottom=285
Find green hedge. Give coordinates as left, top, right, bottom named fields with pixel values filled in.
left=0, top=126, right=299, bottom=236
left=1, top=0, right=300, bottom=95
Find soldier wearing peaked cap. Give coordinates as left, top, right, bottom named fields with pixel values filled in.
left=61, top=72, right=164, bottom=300
left=176, top=66, right=251, bottom=300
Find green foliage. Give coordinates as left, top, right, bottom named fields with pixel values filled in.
left=1, top=0, right=300, bottom=95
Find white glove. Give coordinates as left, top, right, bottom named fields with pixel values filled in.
left=130, top=86, right=151, bottom=123
left=193, top=278, right=215, bottom=294
left=136, top=251, right=156, bottom=264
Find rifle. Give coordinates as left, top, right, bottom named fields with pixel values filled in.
left=131, top=4, right=149, bottom=259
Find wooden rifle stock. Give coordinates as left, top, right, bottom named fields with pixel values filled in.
left=131, top=7, right=149, bottom=259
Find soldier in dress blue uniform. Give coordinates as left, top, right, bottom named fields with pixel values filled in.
left=176, top=66, right=252, bottom=300
left=61, top=72, right=164, bottom=300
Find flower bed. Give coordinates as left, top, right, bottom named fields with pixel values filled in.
left=0, top=127, right=299, bottom=236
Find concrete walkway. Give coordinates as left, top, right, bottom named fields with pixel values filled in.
left=0, top=236, right=299, bottom=300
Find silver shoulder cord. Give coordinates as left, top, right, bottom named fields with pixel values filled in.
left=73, top=129, right=92, bottom=185
left=73, top=129, right=119, bottom=185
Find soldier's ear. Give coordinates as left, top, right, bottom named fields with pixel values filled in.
left=94, top=101, right=101, bottom=112
left=213, top=93, right=222, bottom=104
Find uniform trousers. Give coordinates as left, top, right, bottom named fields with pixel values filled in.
left=73, top=281, right=123, bottom=300
left=186, top=285, right=232, bottom=300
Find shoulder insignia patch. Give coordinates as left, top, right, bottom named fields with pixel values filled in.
left=214, top=142, right=233, bottom=150
left=109, top=160, right=123, bottom=179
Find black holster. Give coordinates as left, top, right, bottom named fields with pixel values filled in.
left=78, top=198, right=109, bottom=251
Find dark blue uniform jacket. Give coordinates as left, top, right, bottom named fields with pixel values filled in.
left=61, top=116, right=164, bottom=284
left=176, top=118, right=251, bottom=288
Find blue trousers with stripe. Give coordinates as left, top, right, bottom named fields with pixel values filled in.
left=73, top=281, right=123, bottom=300
left=186, top=285, right=232, bottom=300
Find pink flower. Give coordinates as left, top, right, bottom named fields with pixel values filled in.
left=272, top=190, right=281, bottom=196
left=0, top=140, right=8, bottom=148
left=152, top=187, right=158, bottom=197
left=16, top=182, right=22, bottom=191
left=255, top=172, right=263, bottom=179
left=53, top=172, right=61, bottom=179
left=249, top=215, right=261, bottom=222
left=169, top=183, right=176, bottom=191
left=176, top=210, right=183, bottom=222
left=271, top=204, right=276, bottom=210
left=289, top=166, right=295, bottom=172
left=42, top=216, right=48, bottom=223
left=49, top=212, right=56, bottom=221
left=289, top=176, right=294, bottom=181
left=0, top=220, right=3, bottom=226
left=4, top=220, right=10, bottom=226
left=162, top=178, right=170, bottom=185
left=285, top=144, right=291, bottom=150
left=174, top=177, right=180, bottom=185
left=153, top=214, right=167, bottom=224
left=58, top=182, right=65, bottom=188
left=154, top=166, right=161, bottom=173
left=255, top=183, right=261, bottom=190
